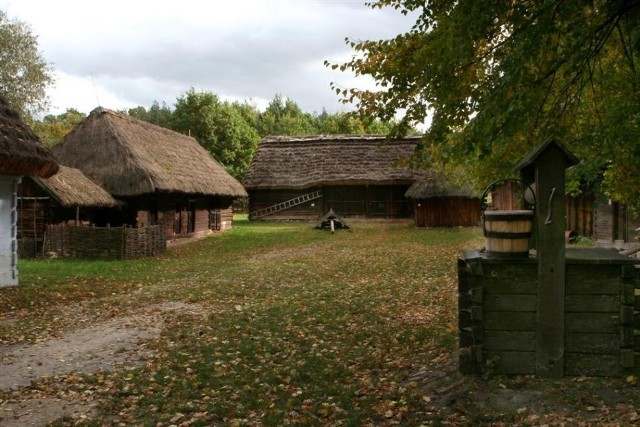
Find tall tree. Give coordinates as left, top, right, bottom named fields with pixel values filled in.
left=171, top=89, right=260, bottom=180
left=332, top=1, right=640, bottom=208
left=0, top=10, right=54, bottom=117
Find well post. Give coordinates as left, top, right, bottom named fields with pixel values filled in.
left=515, top=140, right=579, bottom=377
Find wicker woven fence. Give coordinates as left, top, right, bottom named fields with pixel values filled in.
left=43, top=224, right=166, bottom=259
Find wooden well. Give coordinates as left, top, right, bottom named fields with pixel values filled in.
left=459, top=140, right=640, bottom=378
left=483, top=210, right=533, bottom=258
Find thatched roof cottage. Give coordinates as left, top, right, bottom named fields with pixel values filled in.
left=405, top=174, right=480, bottom=227
left=243, top=135, right=424, bottom=220
left=0, top=96, right=59, bottom=286
left=53, top=107, right=247, bottom=238
left=17, top=165, right=119, bottom=257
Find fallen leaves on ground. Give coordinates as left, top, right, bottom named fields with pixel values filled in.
left=0, top=221, right=638, bottom=426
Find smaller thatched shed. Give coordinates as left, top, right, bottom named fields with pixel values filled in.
left=0, top=96, right=59, bottom=286
left=244, top=135, right=424, bottom=220
left=17, top=166, right=119, bottom=257
left=53, top=107, right=247, bottom=238
left=405, top=174, right=480, bottom=227
left=30, top=165, right=118, bottom=209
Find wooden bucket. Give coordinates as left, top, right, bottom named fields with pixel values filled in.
left=483, top=210, right=533, bottom=258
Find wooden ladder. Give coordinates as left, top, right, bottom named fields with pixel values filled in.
left=249, top=191, right=323, bottom=220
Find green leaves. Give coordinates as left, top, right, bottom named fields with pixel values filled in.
left=331, top=0, right=640, bottom=208
left=171, top=89, right=260, bottom=181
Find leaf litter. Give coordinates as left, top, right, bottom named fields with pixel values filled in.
left=0, top=221, right=638, bottom=426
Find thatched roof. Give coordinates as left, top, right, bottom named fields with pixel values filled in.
left=243, top=135, right=424, bottom=190
left=32, top=165, right=118, bottom=208
left=52, top=108, right=247, bottom=198
left=405, top=173, right=478, bottom=199
left=0, top=96, right=59, bottom=178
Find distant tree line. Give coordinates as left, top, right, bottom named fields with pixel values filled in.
left=31, top=89, right=399, bottom=180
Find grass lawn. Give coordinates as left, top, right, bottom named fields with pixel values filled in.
left=1, top=218, right=638, bottom=426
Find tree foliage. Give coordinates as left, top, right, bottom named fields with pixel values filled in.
left=127, top=101, right=173, bottom=128
left=31, top=108, right=86, bottom=147
left=0, top=10, right=54, bottom=117
left=257, top=94, right=398, bottom=137
left=171, top=89, right=261, bottom=180
left=332, top=1, right=640, bottom=207
left=257, top=95, right=317, bottom=136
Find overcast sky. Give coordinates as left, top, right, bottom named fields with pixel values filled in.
left=1, top=0, right=417, bottom=116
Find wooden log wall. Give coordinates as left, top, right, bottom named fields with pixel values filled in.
left=458, top=255, right=538, bottom=374
left=459, top=251, right=640, bottom=377
left=564, top=264, right=636, bottom=376
left=220, top=207, right=234, bottom=231
left=194, top=209, right=210, bottom=233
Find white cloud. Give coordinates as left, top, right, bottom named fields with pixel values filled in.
left=1, top=0, right=418, bottom=116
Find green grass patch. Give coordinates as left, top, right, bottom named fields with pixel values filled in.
left=2, top=220, right=484, bottom=425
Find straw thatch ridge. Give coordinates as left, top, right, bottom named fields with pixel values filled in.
left=405, top=173, right=477, bottom=199
left=32, top=165, right=119, bottom=208
left=243, top=135, right=424, bottom=190
left=53, top=107, right=247, bottom=198
left=0, top=96, right=59, bottom=178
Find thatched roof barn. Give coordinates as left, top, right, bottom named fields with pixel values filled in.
left=244, top=135, right=424, bottom=220
left=0, top=96, right=58, bottom=178
left=53, top=107, right=246, bottom=198
left=52, top=107, right=246, bottom=237
left=405, top=174, right=481, bottom=227
left=244, top=135, right=423, bottom=190
left=30, top=165, right=118, bottom=208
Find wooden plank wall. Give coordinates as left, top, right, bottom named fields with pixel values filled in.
left=249, top=189, right=321, bottom=220
left=249, top=186, right=413, bottom=220
left=566, top=194, right=594, bottom=237
left=414, top=198, right=481, bottom=227
left=595, top=198, right=615, bottom=242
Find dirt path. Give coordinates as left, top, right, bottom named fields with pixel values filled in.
left=0, top=302, right=206, bottom=426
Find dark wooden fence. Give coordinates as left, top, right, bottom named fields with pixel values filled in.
left=42, top=224, right=166, bottom=259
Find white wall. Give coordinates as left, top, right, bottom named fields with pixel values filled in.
left=0, top=175, right=20, bottom=287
